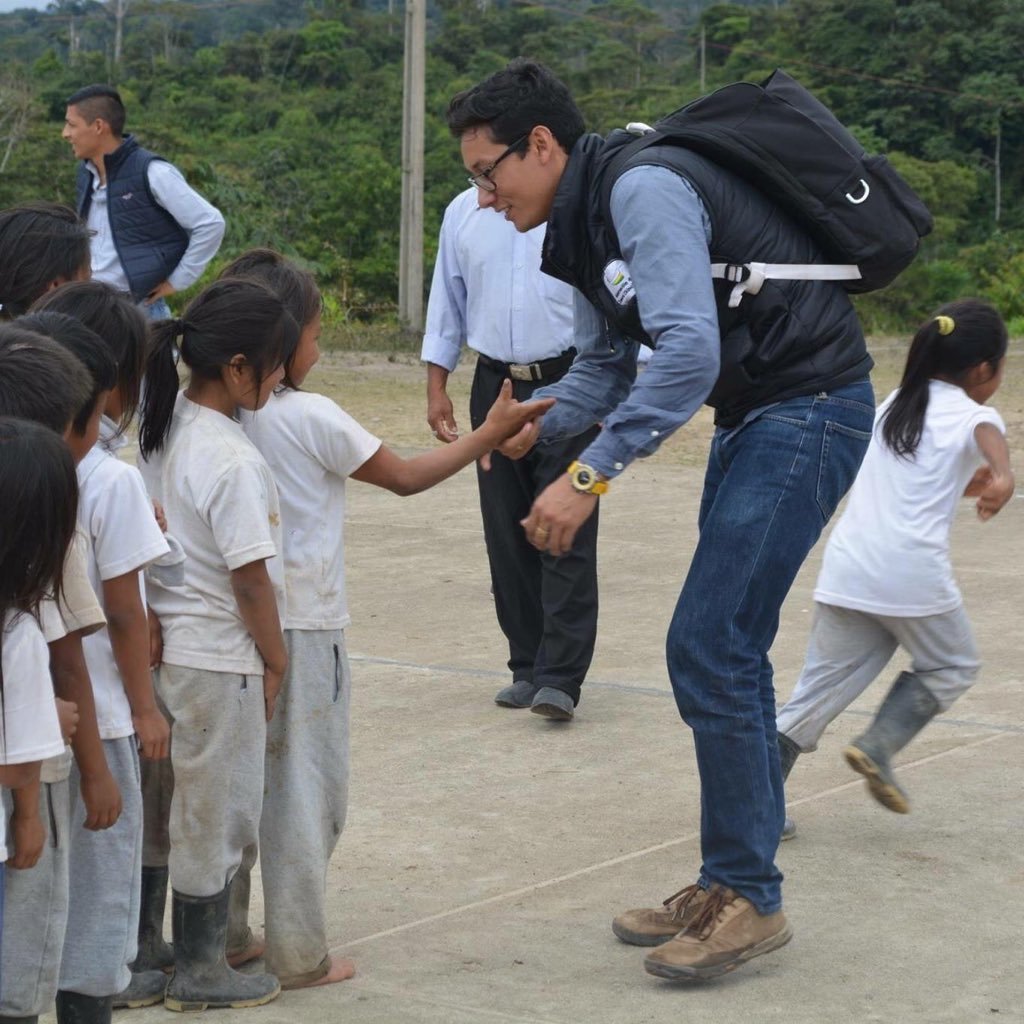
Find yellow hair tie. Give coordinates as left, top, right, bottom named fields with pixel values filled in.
left=935, top=315, right=955, bottom=336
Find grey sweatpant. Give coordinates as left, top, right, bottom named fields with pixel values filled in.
left=59, top=737, right=142, bottom=997
left=228, top=629, right=351, bottom=985
left=0, top=780, right=70, bottom=1015
left=777, top=602, right=980, bottom=752
left=155, top=664, right=266, bottom=898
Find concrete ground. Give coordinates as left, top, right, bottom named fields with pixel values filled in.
left=116, top=448, right=1023, bottom=1024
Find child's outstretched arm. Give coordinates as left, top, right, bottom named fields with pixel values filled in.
left=352, top=380, right=554, bottom=496
left=967, top=422, right=1014, bottom=521
left=104, top=572, right=171, bottom=760
left=230, top=559, right=287, bottom=722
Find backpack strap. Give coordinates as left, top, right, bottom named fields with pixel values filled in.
left=711, top=261, right=863, bottom=308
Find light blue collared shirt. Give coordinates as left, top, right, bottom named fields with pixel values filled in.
left=85, top=158, right=225, bottom=294
left=536, top=164, right=721, bottom=478
left=421, top=188, right=575, bottom=371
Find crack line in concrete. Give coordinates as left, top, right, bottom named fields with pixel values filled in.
left=347, top=653, right=1024, bottom=735
left=333, top=731, right=1012, bottom=952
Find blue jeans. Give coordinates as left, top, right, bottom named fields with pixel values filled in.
left=143, top=297, right=172, bottom=321
left=666, top=381, right=874, bottom=913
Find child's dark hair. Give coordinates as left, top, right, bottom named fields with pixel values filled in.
left=67, top=84, right=127, bottom=136
left=18, top=312, right=117, bottom=436
left=0, top=416, right=79, bottom=725
left=0, top=323, right=93, bottom=434
left=33, top=280, right=148, bottom=433
left=139, top=277, right=299, bottom=459
left=0, top=202, right=91, bottom=319
left=218, top=249, right=322, bottom=389
left=446, top=58, right=585, bottom=154
left=882, top=299, right=1009, bottom=458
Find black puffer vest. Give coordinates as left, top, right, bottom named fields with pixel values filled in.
left=76, top=134, right=190, bottom=301
left=541, top=133, right=872, bottom=426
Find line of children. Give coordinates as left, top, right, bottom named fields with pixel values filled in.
left=215, top=249, right=555, bottom=989
left=777, top=300, right=1013, bottom=831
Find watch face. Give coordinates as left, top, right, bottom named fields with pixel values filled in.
left=576, top=467, right=594, bottom=487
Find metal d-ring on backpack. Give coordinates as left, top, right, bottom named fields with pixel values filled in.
left=605, top=69, right=934, bottom=308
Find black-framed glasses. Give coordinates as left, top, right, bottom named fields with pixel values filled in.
left=466, top=135, right=528, bottom=192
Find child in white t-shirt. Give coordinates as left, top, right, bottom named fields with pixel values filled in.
left=221, top=250, right=555, bottom=989
left=777, top=300, right=1013, bottom=830
left=0, top=418, right=81, bottom=975
left=23, top=305, right=174, bottom=1017
left=138, top=277, right=301, bottom=1013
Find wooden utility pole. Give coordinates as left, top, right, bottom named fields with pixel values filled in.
left=398, top=0, right=425, bottom=333
left=112, top=0, right=128, bottom=68
left=699, top=25, right=706, bottom=93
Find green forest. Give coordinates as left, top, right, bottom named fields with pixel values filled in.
left=1, top=0, right=1022, bottom=337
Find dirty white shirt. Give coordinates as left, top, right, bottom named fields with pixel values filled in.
left=141, top=392, right=285, bottom=675
left=240, top=389, right=380, bottom=631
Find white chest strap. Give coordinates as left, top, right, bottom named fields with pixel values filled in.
left=711, top=261, right=863, bottom=308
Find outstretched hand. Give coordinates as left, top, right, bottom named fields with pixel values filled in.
left=479, top=380, right=554, bottom=470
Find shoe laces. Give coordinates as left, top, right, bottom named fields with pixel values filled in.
left=685, top=885, right=737, bottom=941
left=661, top=883, right=704, bottom=924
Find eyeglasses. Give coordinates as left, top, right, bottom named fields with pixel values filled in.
left=467, top=135, right=528, bottom=192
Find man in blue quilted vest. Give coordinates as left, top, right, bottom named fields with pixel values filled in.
left=63, top=85, right=225, bottom=321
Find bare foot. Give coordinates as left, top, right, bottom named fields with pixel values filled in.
left=287, top=956, right=356, bottom=990
left=226, top=937, right=265, bottom=968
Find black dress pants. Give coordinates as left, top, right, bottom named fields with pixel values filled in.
left=469, top=357, right=600, bottom=705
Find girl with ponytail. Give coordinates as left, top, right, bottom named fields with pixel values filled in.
left=775, top=299, right=1013, bottom=835
left=136, top=277, right=298, bottom=1011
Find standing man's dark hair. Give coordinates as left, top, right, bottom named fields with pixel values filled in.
left=446, top=58, right=877, bottom=982
left=65, top=85, right=127, bottom=137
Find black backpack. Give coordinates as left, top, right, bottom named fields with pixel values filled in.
left=605, top=69, right=933, bottom=306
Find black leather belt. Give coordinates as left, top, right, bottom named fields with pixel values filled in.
left=475, top=348, right=576, bottom=382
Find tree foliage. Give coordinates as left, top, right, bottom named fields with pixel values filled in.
left=0, top=0, right=1021, bottom=332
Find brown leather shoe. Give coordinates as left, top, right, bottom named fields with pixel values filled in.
left=643, top=885, right=792, bottom=980
left=612, top=883, right=710, bottom=946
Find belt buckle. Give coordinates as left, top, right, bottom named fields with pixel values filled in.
left=508, top=363, right=534, bottom=382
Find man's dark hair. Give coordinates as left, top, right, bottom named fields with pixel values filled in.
left=446, top=58, right=585, bottom=154
left=0, top=324, right=93, bottom=435
left=67, top=84, right=126, bottom=137
left=0, top=202, right=91, bottom=319
left=18, top=312, right=117, bottom=437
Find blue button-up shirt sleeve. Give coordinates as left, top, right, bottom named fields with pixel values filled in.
left=420, top=197, right=469, bottom=373
left=537, top=164, right=721, bottom=479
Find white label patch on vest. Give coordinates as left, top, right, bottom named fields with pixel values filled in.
left=603, top=259, right=636, bottom=307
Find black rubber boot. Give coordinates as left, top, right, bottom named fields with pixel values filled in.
left=844, top=671, right=940, bottom=813
left=778, top=732, right=801, bottom=781
left=55, top=992, right=113, bottom=1024
left=164, top=886, right=280, bottom=1012
left=778, top=732, right=802, bottom=841
left=132, top=865, right=174, bottom=972
left=111, top=970, right=168, bottom=1010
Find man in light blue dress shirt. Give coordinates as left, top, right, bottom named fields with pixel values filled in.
left=445, top=60, right=875, bottom=981
left=422, top=187, right=599, bottom=722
